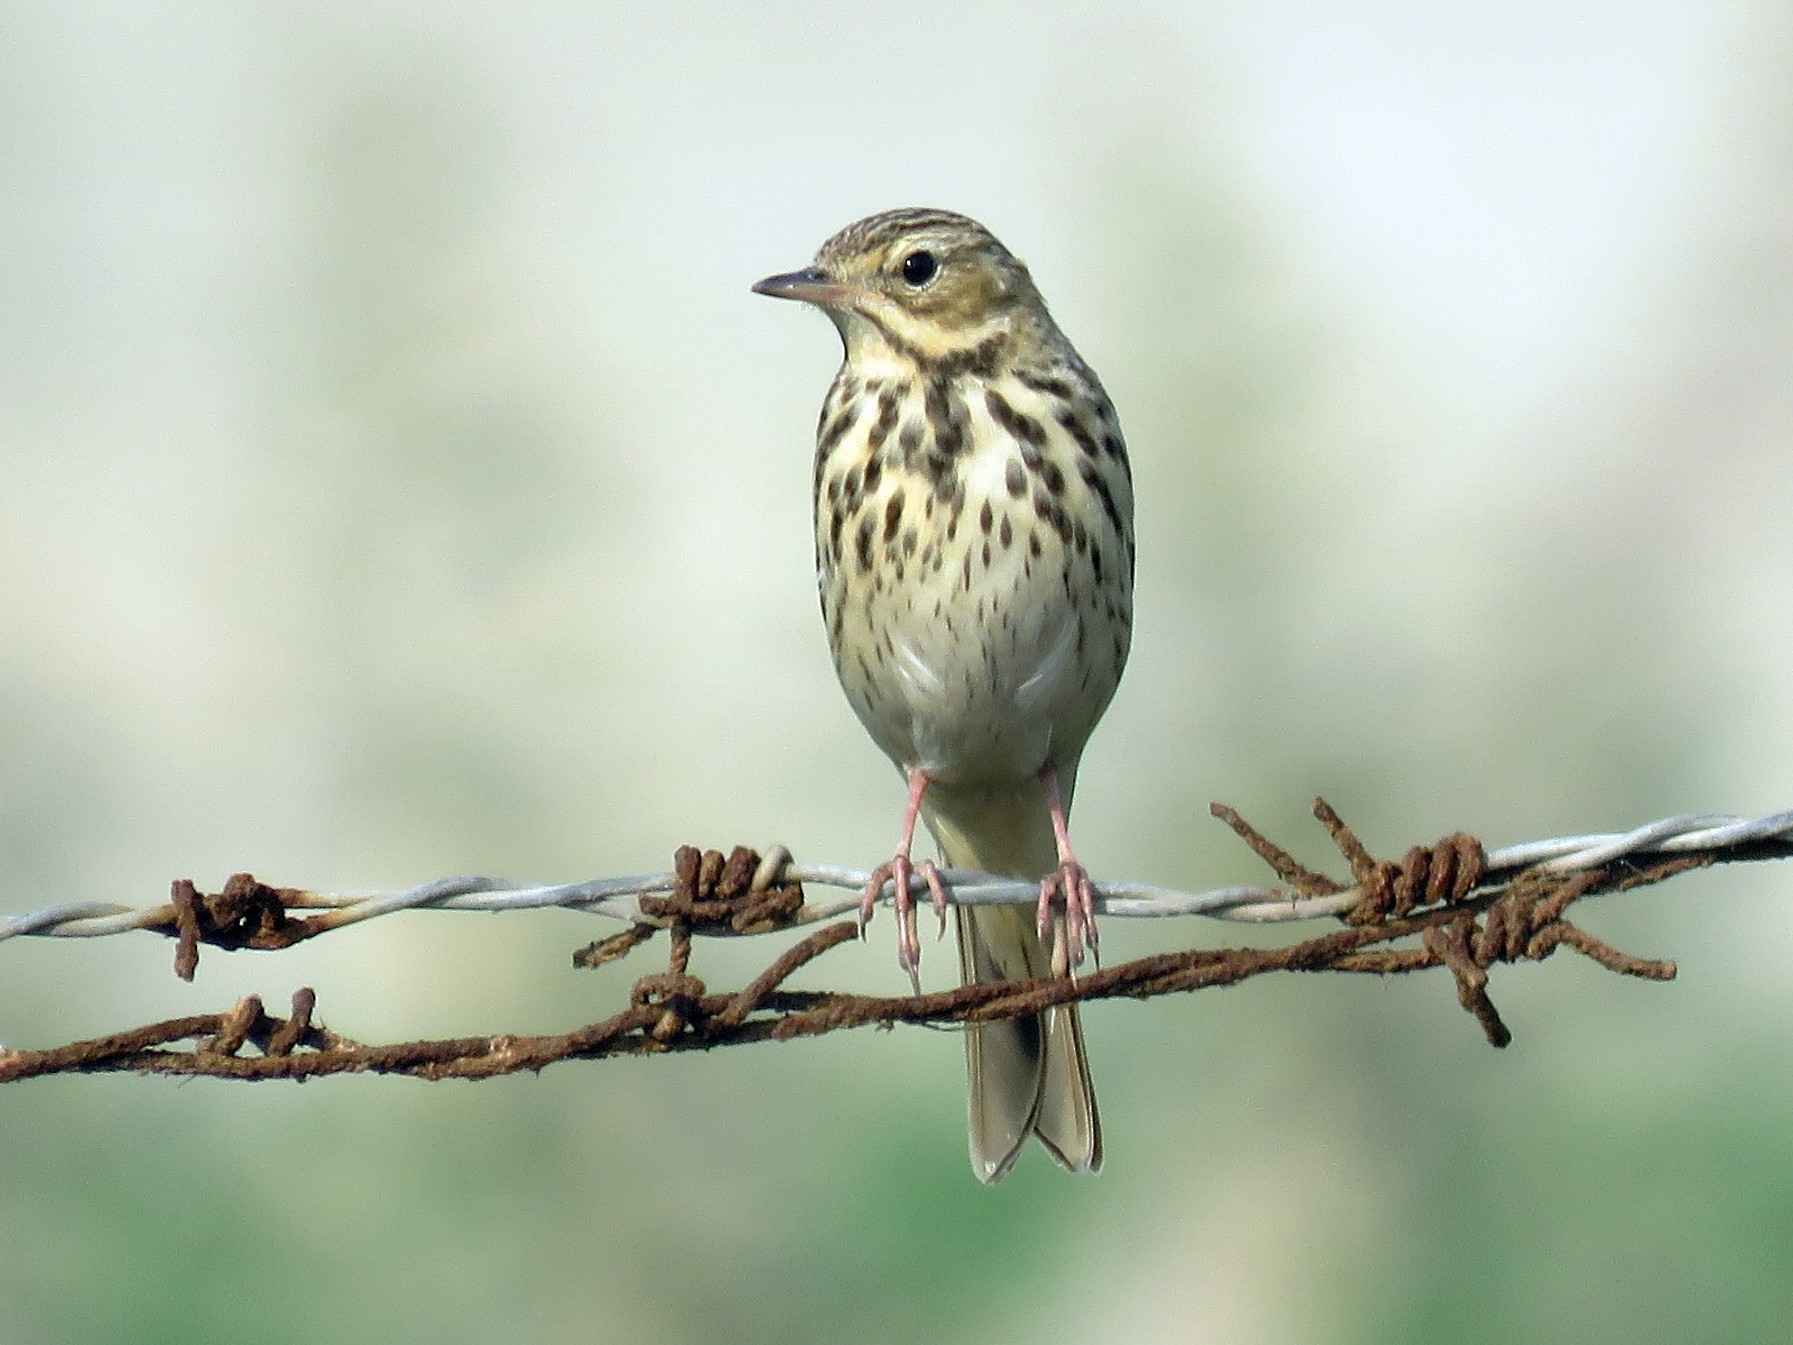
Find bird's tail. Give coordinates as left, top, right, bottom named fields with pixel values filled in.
left=922, top=773, right=1102, bottom=1185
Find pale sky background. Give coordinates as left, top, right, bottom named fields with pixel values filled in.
left=2, top=5, right=1790, bottom=1344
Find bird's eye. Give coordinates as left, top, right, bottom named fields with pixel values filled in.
left=900, top=250, right=939, bottom=287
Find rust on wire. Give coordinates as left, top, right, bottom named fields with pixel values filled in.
left=164, top=873, right=316, bottom=980
left=1207, top=802, right=1341, bottom=895
left=0, top=806, right=1693, bottom=1086
left=1344, top=825, right=1487, bottom=924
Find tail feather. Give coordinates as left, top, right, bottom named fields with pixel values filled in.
left=925, top=774, right=1101, bottom=1184
left=1032, top=974, right=1102, bottom=1172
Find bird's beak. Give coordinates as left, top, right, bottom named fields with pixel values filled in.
left=752, top=266, right=852, bottom=307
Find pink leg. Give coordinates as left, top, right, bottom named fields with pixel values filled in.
left=1035, top=763, right=1099, bottom=971
left=858, top=767, right=949, bottom=993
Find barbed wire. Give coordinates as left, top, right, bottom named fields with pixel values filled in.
left=6, top=804, right=1790, bottom=947
left=0, top=799, right=1788, bottom=1086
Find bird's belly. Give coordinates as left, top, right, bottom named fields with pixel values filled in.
left=827, top=546, right=1114, bottom=785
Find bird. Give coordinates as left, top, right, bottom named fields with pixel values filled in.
left=753, top=208, right=1134, bottom=1183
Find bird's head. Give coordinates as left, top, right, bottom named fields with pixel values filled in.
left=753, top=208, right=1050, bottom=369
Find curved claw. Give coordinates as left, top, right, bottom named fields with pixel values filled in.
left=860, top=766, right=934, bottom=993
left=857, top=863, right=891, bottom=938
left=921, top=860, right=949, bottom=940
left=891, top=854, right=922, bottom=992
left=1065, top=862, right=1099, bottom=962
left=1037, top=861, right=1101, bottom=971
left=861, top=854, right=925, bottom=993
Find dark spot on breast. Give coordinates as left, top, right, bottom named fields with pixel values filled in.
left=902, top=526, right=918, bottom=557
left=1056, top=405, right=1100, bottom=459
left=1080, top=460, right=1126, bottom=538
left=867, top=388, right=900, bottom=453
left=981, top=540, right=991, bottom=568
left=862, top=456, right=882, bottom=494
left=1039, top=458, right=1064, bottom=495
left=828, top=509, right=845, bottom=562
left=1005, top=459, right=1026, bottom=497
left=925, top=378, right=968, bottom=457
left=1028, top=530, right=1042, bottom=558
left=898, top=420, right=923, bottom=465
left=1034, top=489, right=1071, bottom=541
left=979, top=500, right=993, bottom=534
left=883, top=493, right=904, bottom=541
left=1015, top=368, right=1075, bottom=401
left=854, top=512, right=875, bottom=571
left=819, top=399, right=860, bottom=452
left=984, top=387, right=1047, bottom=447
left=999, top=515, right=1013, bottom=548
left=926, top=453, right=956, bottom=500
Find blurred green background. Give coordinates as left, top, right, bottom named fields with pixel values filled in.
left=3, top=3, right=1790, bottom=1342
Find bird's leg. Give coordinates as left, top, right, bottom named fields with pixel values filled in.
left=1036, top=762, right=1099, bottom=970
left=859, top=766, right=948, bottom=992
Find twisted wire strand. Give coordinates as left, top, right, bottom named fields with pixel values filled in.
left=4, top=808, right=1789, bottom=946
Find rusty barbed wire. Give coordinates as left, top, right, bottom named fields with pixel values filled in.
left=0, top=799, right=1787, bottom=1085
left=5, top=805, right=1789, bottom=952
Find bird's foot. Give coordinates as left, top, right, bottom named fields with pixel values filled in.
left=1037, top=861, right=1099, bottom=974
left=860, top=854, right=949, bottom=993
